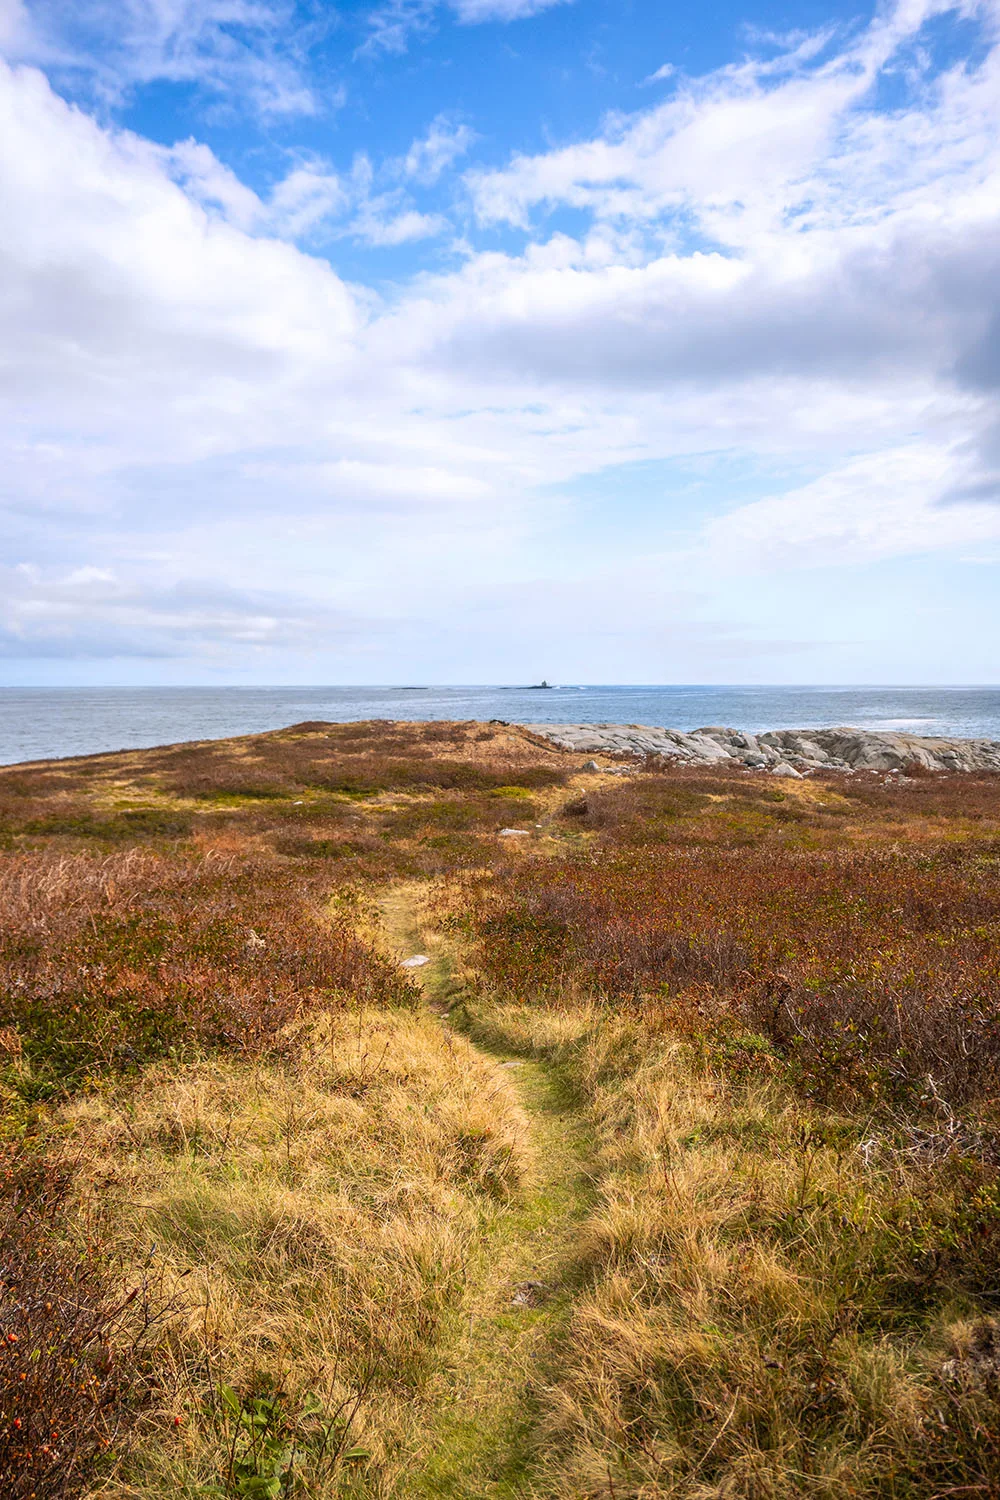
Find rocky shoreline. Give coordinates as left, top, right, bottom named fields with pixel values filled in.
left=525, top=723, right=1000, bottom=777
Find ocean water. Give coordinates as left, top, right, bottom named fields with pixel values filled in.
left=1, top=685, right=999, bottom=767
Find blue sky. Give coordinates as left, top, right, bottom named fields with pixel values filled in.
left=0, top=0, right=998, bottom=684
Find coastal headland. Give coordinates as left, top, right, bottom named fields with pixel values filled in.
left=1, top=716, right=999, bottom=1498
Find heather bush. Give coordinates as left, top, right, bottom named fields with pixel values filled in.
left=462, top=833, right=1000, bottom=1106
left=0, top=850, right=415, bottom=1098
left=24, top=808, right=195, bottom=841
left=147, top=723, right=568, bottom=802
left=0, top=1150, right=169, bottom=1499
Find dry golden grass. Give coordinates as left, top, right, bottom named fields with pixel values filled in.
left=65, top=1008, right=531, bottom=1497
left=459, top=1001, right=1000, bottom=1498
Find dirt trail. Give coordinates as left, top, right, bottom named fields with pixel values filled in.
left=378, top=881, right=596, bottom=1498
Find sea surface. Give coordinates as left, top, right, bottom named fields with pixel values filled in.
left=1, top=685, right=999, bottom=767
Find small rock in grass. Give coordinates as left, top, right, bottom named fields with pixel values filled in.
left=498, top=828, right=531, bottom=837
left=400, top=955, right=430, bottom=968
left=941, top=1316, right=1000, bottom=1390
left=510, top=1280, right=550, bottom=1307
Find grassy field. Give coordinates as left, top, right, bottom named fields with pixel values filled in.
left=0, top=720, right=998, bottom=1498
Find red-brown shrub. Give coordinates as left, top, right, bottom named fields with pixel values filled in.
left=463, top=839, right=1000, bottom=1105
left=0, top=849, right=415, bottom=1097
left=0, top=1152, right=169, bottom=1499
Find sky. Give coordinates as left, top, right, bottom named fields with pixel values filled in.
left=0, top=0, right=998, bottom=686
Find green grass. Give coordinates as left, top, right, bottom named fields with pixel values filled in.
left=377, top=883, right=598, bottom=1499
left=402, top=1055, right=595, bottom=1499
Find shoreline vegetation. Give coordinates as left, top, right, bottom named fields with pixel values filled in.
left=1, top=718, right=999, bottom=1497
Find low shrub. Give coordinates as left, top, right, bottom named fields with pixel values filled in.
left=0, top=850, right=415, bottom=1097
left=461, top=835, right=1000, bottom=1106
left=0, top=1150, right=168, bottom=1500
left=24, top=808, right=194, bottom=842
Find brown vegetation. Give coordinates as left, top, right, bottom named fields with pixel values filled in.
left=77, top=1008, right=530, bottom=1497
left=0, top=849, right=413, bottom=1100
left=0, top=1150, right=172, bottom=1500
left=458, top=1002, right=1000, bottom=1498
left=446, top=760, right=1000, bottom=1496
left=465, top=768, right=1000, bottom=1107
left=2, top=725, right=1000, bottom=1496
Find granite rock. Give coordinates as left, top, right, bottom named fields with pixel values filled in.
left=526, top=724, right=1000, bottom=776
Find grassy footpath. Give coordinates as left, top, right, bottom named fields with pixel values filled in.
left=377, top=883, right=598, bottom=1499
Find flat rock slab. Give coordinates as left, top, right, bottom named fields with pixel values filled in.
left=526, top=724, right=1000, bottom=776
left=400, top=955, right=431, bottom=968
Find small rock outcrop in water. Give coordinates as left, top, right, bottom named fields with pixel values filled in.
left=526, top=724, right=1000, bottom=777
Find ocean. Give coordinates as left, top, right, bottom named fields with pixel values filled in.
left=1, top=685, right=999, bottom=767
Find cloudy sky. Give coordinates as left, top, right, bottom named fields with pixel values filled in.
left=0, top=0, right=998, bottom=684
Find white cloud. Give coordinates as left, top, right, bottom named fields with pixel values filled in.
left=353, top=204, right=447, bottom=245
left=403, top=115, right=475, bottom=184
left=358, top=0, right=435, bottom=57
left=466, top=0, right=1000, bottom=242
left=161, top=138, right=265, bottom=230
left=0, top=61, right=360, bottom=392
left=1, top=1, right=1000, bottom=671
left=161, top=138, right=444, bottom=246
left=449, top=0, right=570, bottom=19
left=0, top=0, right=34, bottom=52
left=703, top=444, right=1000, bottom=571
left=361, top=0, right=573, bottom=56
left=642, top=63, right=675, bottom=86
left=266, top=162, right=347, bottom=237
left=6, top=0, right=321, bottom=114
left=0, top=564, right=364, bottom=659
left=342, top=151, right=447, bottom=244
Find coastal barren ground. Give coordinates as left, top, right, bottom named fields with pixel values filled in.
left=1, top=718, right=999, bottom=1498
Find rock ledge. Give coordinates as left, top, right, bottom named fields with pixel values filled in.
left=525, top=724, right=1000, bottom=777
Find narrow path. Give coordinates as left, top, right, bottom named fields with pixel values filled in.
left=378, top=881, right=597, bottom=1499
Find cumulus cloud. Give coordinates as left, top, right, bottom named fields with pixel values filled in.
left=0, top=0, right=999, bottom=673
left=405, top=212, right=1000, bottom=400
left=0, top=60, right=360, bottom=406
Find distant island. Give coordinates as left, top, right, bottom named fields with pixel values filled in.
left=527, top=679, right=554, bottom=689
